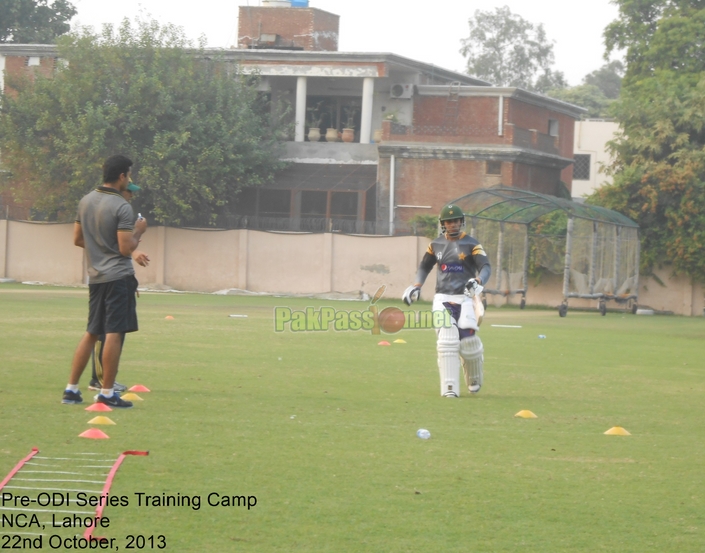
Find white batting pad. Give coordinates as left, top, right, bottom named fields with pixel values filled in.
left=460, top=335, right=484, bottom=393
left=437, top=323, right=461, bottom=397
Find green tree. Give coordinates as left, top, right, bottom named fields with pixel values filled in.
left=589, top=1, right=705, bottom=279
left=460, top=6, right=567, bottom=93
left=547, top=84, right=610, bottom=119
left=0, top=0, right=76, bottom=43
left=0, top=19, right=288, bottom=226
left=583, top=60, right=624, bottom=99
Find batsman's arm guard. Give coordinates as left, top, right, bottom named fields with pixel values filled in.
left=477, top=263, right=491, bottom=287
left=402, top=285, right=421, bottom=306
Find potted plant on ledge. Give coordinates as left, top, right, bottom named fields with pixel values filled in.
left=342, top=105, right=359, bottom=143
left=306, top=101, right=324, bottom=142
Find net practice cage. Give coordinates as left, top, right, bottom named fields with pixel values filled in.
left=450, top=186, right=640, bottom=316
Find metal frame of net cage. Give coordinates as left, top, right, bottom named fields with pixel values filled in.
left=449, top=186, right=640, bottom=317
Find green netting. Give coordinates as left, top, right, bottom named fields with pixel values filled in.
left=452, top=186, right=638, bottom=227
left=530, top=234, right=565, bottom=275
left=451, top=186, right=640, bottom=305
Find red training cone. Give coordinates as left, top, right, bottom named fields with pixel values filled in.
left=129, top=385, right=151, bottom=393
left=378, top=341, right=391, bottom=346
left=85, top=403, right=112, bottom=412
left=79, top=428, right=110, bottom=439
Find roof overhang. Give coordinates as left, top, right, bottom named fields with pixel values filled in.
left=0, top=44, right=490, bottom=85
left=266, top=163, right=377, bottom=191
left=377, top=143, right=573, bottom=169
left=418, top=85, right=586, bottom=118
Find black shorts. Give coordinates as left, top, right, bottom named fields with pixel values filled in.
left=87, top=275, right=139, bottom=335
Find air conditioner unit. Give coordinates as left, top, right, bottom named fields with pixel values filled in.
left=390, top=83, right=414, bottom=99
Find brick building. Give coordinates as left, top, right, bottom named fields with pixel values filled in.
left=0, top=1, right=585, bottom=232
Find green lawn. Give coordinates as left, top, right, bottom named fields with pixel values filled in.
left=1, top=283, right=704, bottom=552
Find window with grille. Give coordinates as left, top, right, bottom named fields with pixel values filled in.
left=548, top=119, right=559, bottom=136
left=259, top=189, right=291, bottom=218
left=573, top=154, right=591, bottom=180
left=486, top=161, right=502, bottom=175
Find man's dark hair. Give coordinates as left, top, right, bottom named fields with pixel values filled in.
left=103, top=155, right=133, bottom=184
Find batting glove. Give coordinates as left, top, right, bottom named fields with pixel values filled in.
left=402, top=285, right=421, bottom=306
left=464, top=278, right=483, bottom=298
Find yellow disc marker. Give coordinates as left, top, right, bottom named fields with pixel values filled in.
left=120, top=393, right=143, bottom=401
left=514, top=410, right=538, bottom=419
left=88, top=416, right=116, bottom=425
left=604, top=426, right=631, bottom=436
left=393, top=339, right=407, bottom=344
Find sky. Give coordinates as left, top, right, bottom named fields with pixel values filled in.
left=70, top=0, right=622, bottom=86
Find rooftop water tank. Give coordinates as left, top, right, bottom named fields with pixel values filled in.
left=290, top=0, right=310, bottom=6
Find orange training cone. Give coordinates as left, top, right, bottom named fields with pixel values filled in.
left=79, top=428, right=110, bottom=439
left=165, top=315, right=174, bottom=320
left=85, top=403, right=112, bottom=412
left=129, top=385, right=151, bottom=393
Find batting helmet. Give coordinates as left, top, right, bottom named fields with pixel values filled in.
left=439, top=204, right=465, bottom=237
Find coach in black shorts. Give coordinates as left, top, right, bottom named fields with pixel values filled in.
left=61, top=155, right=147, bottom=408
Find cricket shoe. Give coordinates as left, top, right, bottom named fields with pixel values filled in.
left=469, top=381, right=481, bottom=394
left=88, top=380, right=127, bottom=393
left=62, top=390, right=83, bottom=404
left=94, top=393, right=133, bottom=409
left=443, top=391, right=459, bottom=398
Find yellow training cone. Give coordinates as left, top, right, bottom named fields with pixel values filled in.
left=604, top=426, right=631, bottom=436
left=120, top=393, right=143, bottom=401
left=393, top=339, right=407, bottom=344
left=514, top=410, right=538, bottom=418
left=88, top=416, right=116, bottom=425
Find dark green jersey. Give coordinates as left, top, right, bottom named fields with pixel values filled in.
left=415, top=232, right=491, bottom=295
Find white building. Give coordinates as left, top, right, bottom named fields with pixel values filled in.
left=572, top=120, right=619, bottom=200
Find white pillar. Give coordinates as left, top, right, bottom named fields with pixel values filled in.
left=0, top=55, right=5, bottom=95
left=360, top=77, right=374, bottom=144
left=497, top=95, right=504, bottom=136
left=389, top=155, right=395, bottom=236
left=295, top=76, right=307, bottom=142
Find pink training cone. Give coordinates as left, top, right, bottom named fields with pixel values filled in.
left=129, top=385, right=151, bottom=393
left=79, top=428, right=110, bottom=439
left=377, top=341, right=391, bottom=346
left=85, top=403, right=112, bottom=412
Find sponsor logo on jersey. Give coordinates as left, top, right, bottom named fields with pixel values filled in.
left=440, top=263, right=464, bottom=273
left=436, top=252, right=443, bottom=261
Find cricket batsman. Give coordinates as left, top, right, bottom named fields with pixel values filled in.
left=402, top=204, right=491, bottom=397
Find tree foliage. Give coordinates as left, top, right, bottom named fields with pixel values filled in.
left=604, top=0, right=705, bottom=85
left=547, top=84, right=610, bottom=119
left=547, top=62, right=624, bottom=119
left=0, top=0, right=76, bottom=43
left=0, top=19, right=288, bottom=226
left=460, top=6, right=567, bottom=93
left=583, top=60, right=625, bottom=99
left=590, top=1, right=705, bottom=280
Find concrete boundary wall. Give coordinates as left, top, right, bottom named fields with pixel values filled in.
left=0, top=221, right=702, bottom=316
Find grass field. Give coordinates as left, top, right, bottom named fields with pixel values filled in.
left=1, top=282, right=704, bottom=552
